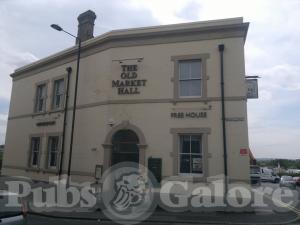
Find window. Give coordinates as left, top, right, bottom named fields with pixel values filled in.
left=179, top=60, right=202, bottom=97
left=47, top=136, right=59, bottom=168
left=52, top=79, right=65, bottom=109
left=35, top=84, right=47, bottom=112
left=179, top=135, right=202, bottom=174
left=30, top=137, right=41, bottom=167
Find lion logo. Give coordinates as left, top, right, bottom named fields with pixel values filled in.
left=101, top=162, right=157, bottom=224
left=111, top=173, right=148, bottom=211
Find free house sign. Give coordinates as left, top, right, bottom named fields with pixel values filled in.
left=170, top=111, right=207, bottom=119
left=112, top=65, right=147, bottom=95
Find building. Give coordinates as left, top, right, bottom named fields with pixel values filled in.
left=2, top=10, right=250, bottom=183
left=287, top=169, right=300, bottom=174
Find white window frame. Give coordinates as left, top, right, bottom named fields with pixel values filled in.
left=178, top=60, right=202, bottom=98
left=178, top=134, right=203, bottom=176
left=47, top=136, right=60, bottom=169
left=30, top=137, right=41, bottom=167
left=34, top=83, right=47, bottom=113
left=52, top=78, right=65, bottom=110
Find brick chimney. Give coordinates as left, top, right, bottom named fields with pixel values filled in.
left=77, top=10, right=96, bottom=43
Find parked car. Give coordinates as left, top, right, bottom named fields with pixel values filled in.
left=280, top=176, right=296, bottom=189
left=250, top=165, right=261, bottom=185
left=260, top=168, right=280, bottom=183
left=293, top=177, right=300, bottom=186
left=0, top=191, right=27, bottom=224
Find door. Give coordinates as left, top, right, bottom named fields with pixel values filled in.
left=111, top=129, right=139, bottom=165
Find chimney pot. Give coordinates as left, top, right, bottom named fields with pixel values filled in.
left=77, top=10, right=96, bottom=43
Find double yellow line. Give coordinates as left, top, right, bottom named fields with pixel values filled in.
left=253, top=188, right=300, bottom=222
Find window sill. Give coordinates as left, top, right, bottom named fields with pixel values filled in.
left=32, top=111, right=47, bottom=117
left=42, top=168, right=59, bottom=174
left=26, top=167, right=41, bottom=172
left=165, top=175, right=206, bottom=183
left=49, top=108, right=64, bottom=114
left=179, top=95, right=203, bottom=98
left=172, top=97, right=208, bottom=103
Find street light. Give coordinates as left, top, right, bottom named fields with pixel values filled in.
left=50, top=24, right=62, bottom=31
left=51, top=24, right=81, bottom=185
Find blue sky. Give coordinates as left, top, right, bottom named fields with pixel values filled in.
left=0, top=0, right=299, bottom=158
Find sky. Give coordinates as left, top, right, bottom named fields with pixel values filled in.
left=0, top=0, right=299, bottom=159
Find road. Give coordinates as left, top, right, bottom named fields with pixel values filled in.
left=1, top=178, right=299, bottom=225
left=24, top=182, right=300, bottom=225
left=27, top=215, right=205, bottom=225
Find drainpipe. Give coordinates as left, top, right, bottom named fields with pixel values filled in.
left=218, top=44, right=228, bottom=195
left=59, top=67, right=72, bottom=178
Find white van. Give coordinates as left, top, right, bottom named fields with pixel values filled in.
left=260, top=167, right=280, bottom=183
left=250, top=165, right=261, bottom=185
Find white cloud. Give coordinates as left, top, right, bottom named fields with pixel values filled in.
left=128, top=0, right=195, bottom=24
left=0, top=42, right=38, bottom=100
left=260, top=64, right=300, bottom=91
left=247, top=63, right=300, bottom=158
left=249, top=126, right=300, bottom=159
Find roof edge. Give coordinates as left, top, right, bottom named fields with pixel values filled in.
left=11, top=17, right=249, bottom=79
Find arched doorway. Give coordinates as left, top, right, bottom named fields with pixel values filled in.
left=111, top=129, right=139, bottom=165
left=102, top=121, right=147, bottom=171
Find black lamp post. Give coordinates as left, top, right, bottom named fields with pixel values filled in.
left=51, top=24, right=81, bottom=185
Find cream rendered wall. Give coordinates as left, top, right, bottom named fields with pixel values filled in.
left=3, top=35, right=250, bottom=182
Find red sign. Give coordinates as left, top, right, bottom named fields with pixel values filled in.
left=240, top=148, right=248, bottom=155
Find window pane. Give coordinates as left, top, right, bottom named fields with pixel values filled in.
left=179, top=80, right=190, bottom=96
left=180, top=135, right=190, bottom=153
left=179, top=80, right=201, bottom=97
left=38, top=84, right=46, bottom=98
left=178, top=60, right=202, bottom=97
left=50, top=137, right=58, bottom=152
left=32, top=138, right=40, bottom=152
left=32, top=152, right=38, bottom=166
left=48, top=137, right=59, bottom=167
left=180, top=154, right=190, bottom=173
left=56, top=79, right=64, bottom=95
left=55, top=96, right=61, bottom=108
left=36, top=84, right=46, bottom=112
left=190, top=80, right=201, bottom=96
left=50, top=153, right=57, bottom=167
left=41, top=85, right=46, bottom=97
left=190, top=61, right=201, bottom=79
left=179, top=134, right=203, bottom=174
left=38, top=99, right=44, bottom=111
left=53, top=79, right=64, bottom=109
left=191, top=155, right=202, bottom=173
left=31, top=137, right=40, bottom=166
left=179, top=62, right=190, bottom=80
left=191, top=135, right=201, bottom=154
